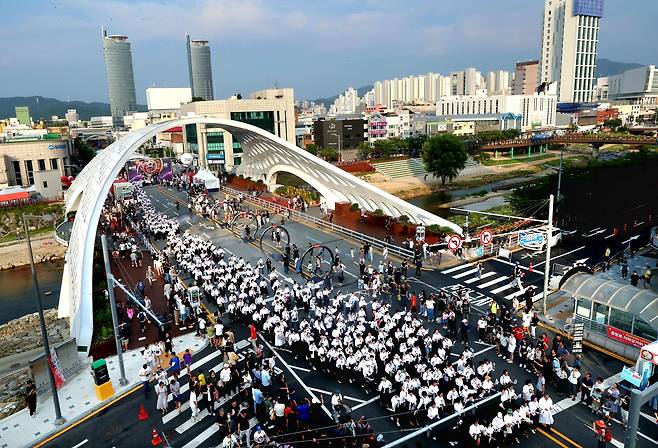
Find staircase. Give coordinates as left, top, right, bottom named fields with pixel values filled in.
left=373, top=158, right=427, bottom=178
left=373, top=157, right=480, bottom=179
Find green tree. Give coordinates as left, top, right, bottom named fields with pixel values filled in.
left=357, top=142, right=372, bottom=160
left=603, top=118, right=622, bottom=130
left=191, top=96, right=206, bottom=102
left=73, top=137, right=96, bottom=167
left=305, top=143, right=318, bottom=156
left=421, top=134, right=468, bottom=185
left=318, top=147, right=339, bottom=162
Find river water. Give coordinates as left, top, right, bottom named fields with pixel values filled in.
left=0, top=258, right=64, bottom=324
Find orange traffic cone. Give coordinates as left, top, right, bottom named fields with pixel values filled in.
left=151, top=428, right=163, bottom=446
left=138, top=404, right=149, bottom=421
left=528, top=261, right=533, bottom=273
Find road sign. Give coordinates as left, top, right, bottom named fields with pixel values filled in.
left=416, top=226, right=426, bottom=241
left=519, top=231, right=546, bottom=247
left=572, top=322, right=584, bottom=353
left=480, top=229, right=493, bottom=245
left=448, top=235, right=462, bottom=251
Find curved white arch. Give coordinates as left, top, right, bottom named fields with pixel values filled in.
left=60, top=116, right=461, bottom=352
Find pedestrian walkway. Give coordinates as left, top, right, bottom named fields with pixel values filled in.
left=0, top=333, right=204, bottom=448
left=437, top=261, right=544, bottom=309
left=597, top=251, right=658, bottom=293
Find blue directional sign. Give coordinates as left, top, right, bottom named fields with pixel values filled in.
left=519, top=232, right=545, bottom=246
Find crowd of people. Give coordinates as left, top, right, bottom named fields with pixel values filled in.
left=110, top=181, right=624, bottom=447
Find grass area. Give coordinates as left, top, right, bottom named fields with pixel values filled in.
left=449, top=204, right=520, bottom=229
left=0, top=225, right=53, bottom=244
left=481, top=153, right=555, bottom=166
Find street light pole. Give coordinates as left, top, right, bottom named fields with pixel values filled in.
left=22, top=216, right=66, bottom=425
left=556, top=149, right=564, bottom=201
left=100, top=235, right=128, bottom=386
left=542, top=195, right=554, bottom=316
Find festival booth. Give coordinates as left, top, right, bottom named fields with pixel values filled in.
left=192, top=169, right=220, bottom=192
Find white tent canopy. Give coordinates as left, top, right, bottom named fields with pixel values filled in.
left=192, top=168, right=220, bottom=191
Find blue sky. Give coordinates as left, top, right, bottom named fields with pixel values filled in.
left=0, top=0, right=655, bottom=103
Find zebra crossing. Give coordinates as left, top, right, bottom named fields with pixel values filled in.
left=439, top=262, right=544, bottom=307
left=154, top=340, right=271, bottom=448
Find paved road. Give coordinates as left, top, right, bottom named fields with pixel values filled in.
left=42, top=185, right=650, bottom=448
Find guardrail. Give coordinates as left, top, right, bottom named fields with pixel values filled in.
left=53, top=220, right=70, bottom=247
left=220, top=185, right=416, bottom=260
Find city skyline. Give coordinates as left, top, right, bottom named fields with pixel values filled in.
left=0, top=0, right=655, bottom=103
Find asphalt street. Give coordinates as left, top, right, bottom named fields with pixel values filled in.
left=41, top=185, right=654, bottom=448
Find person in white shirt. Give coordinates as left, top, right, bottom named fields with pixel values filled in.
left=568, top=366, right=581, bottom=400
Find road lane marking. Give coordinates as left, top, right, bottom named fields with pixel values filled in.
left=307, top=387, right=365, bottom=404
left=289, top=364, right=312, bottom=373
left=440, top=263, right=474, bottom=274
left=185, top=220, right=193, bottom=226
left=490, top=283, right=514, bottom=294
left=477, top=276, right=508, bottom=288
left=534, top=246, right=586, bottom=267
left=351, top=395, right=381, bottom=411
left=71, top=440, right=89, bottom=448
left=453, top=268, right=479, bottom=279
left=463, top=271, right=496, bottom=284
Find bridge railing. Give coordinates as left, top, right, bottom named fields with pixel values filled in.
left=220, top=185, right=416, bottom=260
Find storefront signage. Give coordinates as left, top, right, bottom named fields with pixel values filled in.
left=572, top=322, right=584, bottom=353
left=607, top=326, right=651, bottom=348
left=48, top=144, right=67, bottom=150
left=620, top=366, right=643, bottom=388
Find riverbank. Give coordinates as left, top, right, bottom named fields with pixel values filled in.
left=0, top=232, right=66, bottom=271
left=0, top=309, right=69, bottom=419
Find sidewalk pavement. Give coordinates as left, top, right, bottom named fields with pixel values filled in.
left=0, top=332, right=205, bottom=448
left=596, top=251, right=658, bottom=293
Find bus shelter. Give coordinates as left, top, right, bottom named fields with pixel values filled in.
left=561, top=272, right=658, bottom=360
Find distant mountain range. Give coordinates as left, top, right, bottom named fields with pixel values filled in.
left=0, top=96, right=146, bottom=121
left=594, top=58, right=644, bottom=78
left=311, top=85, right=374, bottom=108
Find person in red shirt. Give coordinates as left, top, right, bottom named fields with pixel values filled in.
left=410, top=294, right=418, bottom=313
left=513, top=326, right=524, bottom=342
left=249, top=324, right=257, bottom=351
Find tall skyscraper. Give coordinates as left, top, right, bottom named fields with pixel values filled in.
left=102, top=28, right=137, bottom=127
left=186, top=35, right=214, bottom=101
left=539, top=0, right=604, bottom=103
left=513, top=60, right=540, bottom=95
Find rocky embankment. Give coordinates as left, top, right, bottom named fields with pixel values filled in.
left=0, top=234, right=66, bottom=270
left=0, top=309, right=69, bottom=419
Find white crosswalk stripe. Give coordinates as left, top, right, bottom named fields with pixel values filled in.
left=440, top=263, right=474, bottom=274
left=452, top=268, right=479, bottom=279
left=504, top=289, right=526, bottom=300
left=472, top=297, right=493, bottom=307
left=476, top=276, right=508, bottom=289
left=490, top=283, right=515, bottom=294
left=463, top=271, right=496, bottom=284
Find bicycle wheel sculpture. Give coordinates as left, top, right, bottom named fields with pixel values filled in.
left=299, top=244, right=335, bottom=280
left=230, top=211, right=258, bottom=239
left=259, top=224, right=291, bottom=261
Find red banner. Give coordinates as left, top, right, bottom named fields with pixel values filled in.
left=607, top=326, right=650, bottom=348
left=48, top=349, right=65, bottom=389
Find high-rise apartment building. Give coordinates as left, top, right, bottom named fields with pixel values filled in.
left=540, top=0, right=604, bottom=103
left=513, top=60, right=540, bottom=95
left=487, top=70, right=513, bottom=95
left=186, top=35, right=214, bottom=101
left=102, top=28, right=137, bottom=127
left=15, top=107, right=30, bottom=126
left=329, top=87, right=359, bottom=115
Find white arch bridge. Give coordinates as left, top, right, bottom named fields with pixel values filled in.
left=59, top=117, right=460, bottom=352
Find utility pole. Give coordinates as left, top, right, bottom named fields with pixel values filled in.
left=542, top=194, right=554, bottom=316
left=556, top=149, right=564, bottom=201
left=100, top=235, right=128, bottom=386
left=23, top=216, right=66, bottom=425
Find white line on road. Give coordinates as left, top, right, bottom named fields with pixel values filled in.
left=307, top=387, right=365, bottom=404
left=452, top=268, right=479, bottom=279
left=440, top=263, right=474, bottom=274
left=351, top=395, right=381, bottom=411
left=185, top=220, right=193, bottom=226
left=492, top=257, right=545, bottom=275
left=202, top=232, right=210, bottom=239
left=289, top=364, right=312, bottom=373
left=259, top=334, right=332, bottom=417
left=490, top=283, right=514, bottom=294
left=477, top=276, right=508, bottom=289
left=604, top=233, right=616, bottom=239
left=504, top=289, right=526, bottom=300
left=463, top=271, right=496, bottom=284
left=71, top=440, right=89, bottom=448
left=534, top=246, right=586, bottom=267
